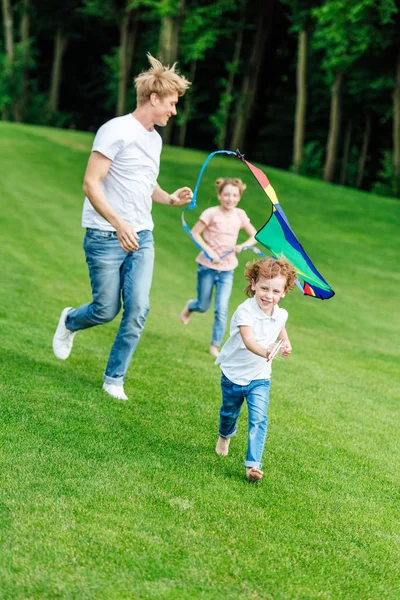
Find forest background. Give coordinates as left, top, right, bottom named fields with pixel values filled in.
left=1, top=0, right=400, bottom=197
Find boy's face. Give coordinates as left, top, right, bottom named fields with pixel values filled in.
left=251, top=275, right=287, bottom=315
left=218, top=184, right=241, bottom=211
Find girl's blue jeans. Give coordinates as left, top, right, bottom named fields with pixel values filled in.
left=219, top=372, right=271, bottom=469
left=66, top=228, right=154, bottom=385
left=188, top=265, right=234, bottom=347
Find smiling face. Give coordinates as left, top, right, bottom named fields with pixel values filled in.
left=251, top=275, right=287, bottom=315
left=151, top=92, right=178, bottom=126
left=218, top=184, right=241, bottom=211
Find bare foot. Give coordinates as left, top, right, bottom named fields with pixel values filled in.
left=215, top=436, right=230, bottom=456
left=180, top=300, right=193, bottom=325
left=209, top=345, right=220, bottom=357
left=246, top=467, right=264, bottom=482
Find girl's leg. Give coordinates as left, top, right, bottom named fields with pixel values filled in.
left=180, top=265, right=216, bottom=323
left=217, top=373, right=244, bottom=455
left=211, top=270, right=234, bottom=348
left=244, top=379, right=271, bottom=476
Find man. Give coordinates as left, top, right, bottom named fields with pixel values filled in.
left=53, top=54, right=192, bottom=401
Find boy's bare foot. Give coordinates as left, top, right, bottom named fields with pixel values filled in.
left=209, top=345, right=220, bottom=357
left=246, top=467, right=264, bottom=482
left=215, top=436, right=230, bottom=456
left=180, top=300, right=193, bottom=325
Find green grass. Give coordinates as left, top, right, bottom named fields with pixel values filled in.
left=0, top=121, right=399, bottom=600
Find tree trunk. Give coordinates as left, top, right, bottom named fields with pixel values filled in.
left=217, top=27, right=243, bottom=150
left=158, top=0, right=185, bottom=145
left=356, top=113, right=371, bottom=189
left=293, top=29, right=307, bottom=174
left=2, top=0, right=14, bottom=61
left=393, top=49, right=400, bottom=190
left=230, top=0, right=271, bottom=152
left=177, top=59, right=196, bottom=147
left=117, top=10, right=130, bottom=116
left=19, top=0, right=30, bottom=119
left=323, top=70, right=344, bottom=182
left=49, top=30, right=68, bottom=112
left=339, top=119, right=352, bottom=186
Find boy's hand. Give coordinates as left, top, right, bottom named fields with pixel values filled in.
left=265, top=343, right=276, bottom=359
left=280, top=340, right=292, bottom=358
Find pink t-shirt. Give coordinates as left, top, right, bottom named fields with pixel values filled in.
left=196, top=206, right=251, bottom=271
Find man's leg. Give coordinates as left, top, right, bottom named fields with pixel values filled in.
left=104, top=230, right=155, bottom=386
left=53, top=230, right=125, bottom=360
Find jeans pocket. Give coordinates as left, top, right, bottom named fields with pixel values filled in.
left=86, top=228, right=117, bottom=242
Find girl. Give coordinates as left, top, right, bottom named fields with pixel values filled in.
left=180, top=177, right=257, bottom=357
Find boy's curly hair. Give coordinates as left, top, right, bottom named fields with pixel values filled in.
left=215, top=177, right=247, bottom=196
left=244, top=257, right=297, bottom=297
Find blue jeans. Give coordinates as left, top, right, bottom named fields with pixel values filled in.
left=188, top=265, right=234, bottom=347
left=219, top=373, right=271, bottom=469
left=66, top=228, right=154, bottom=385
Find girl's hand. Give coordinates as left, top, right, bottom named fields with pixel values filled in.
left=208, top=250, right=221, bottom=263
left=234, top=244, right=243, bottom=253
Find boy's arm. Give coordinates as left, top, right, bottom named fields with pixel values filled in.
left=278, top=326, right=292, bottom=357
left=235, top=222, right=257, bottom=253
left=239, top=325, right=275, bottom=359
left=191, top=220, right=221, bottom=263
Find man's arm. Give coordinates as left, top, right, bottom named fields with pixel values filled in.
left=152, top=184, right=193, bottom=206
left=83, top=151, right=139, bottom=252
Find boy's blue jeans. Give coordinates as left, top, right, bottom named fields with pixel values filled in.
left=188, top=265, right=234, bottom=347
left=219, top=372, right=271, bottom=469
left=66, top=228, right=154, bottom=385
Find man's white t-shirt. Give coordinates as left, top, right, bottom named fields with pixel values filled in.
left=215, top=298, right=288, bottom=385
left=81, top=114, right=162, bottom=232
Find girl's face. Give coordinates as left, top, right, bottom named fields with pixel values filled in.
left=218, top=184, right=241, bottom=211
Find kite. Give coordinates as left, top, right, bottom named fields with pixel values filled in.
left=183, top=149, right=334, bottom=300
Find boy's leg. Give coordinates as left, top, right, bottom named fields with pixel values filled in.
left=244, top=379, right=271, bottom=475
left=104, top=230, right=154, bottom=386
left=217, top=373, right=244, bottom=455
left=212, top=270, right=234, bottom=348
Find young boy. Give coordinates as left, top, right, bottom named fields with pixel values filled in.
left=215, top=257, right=297, bottom=482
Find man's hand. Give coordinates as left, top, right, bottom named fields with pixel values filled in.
left=168, top=187, right=193, bottom=206
left=115, top=221, right=140, bottom=252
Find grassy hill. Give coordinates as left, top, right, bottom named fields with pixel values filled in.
left=0, top=121, right=399, bottom=600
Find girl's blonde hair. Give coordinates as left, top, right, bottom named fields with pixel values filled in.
left=215, top=177, right=247, bottom=196
left=244, top=257, right=297, bottom=296
left=134, top=53, right=191, bottom=104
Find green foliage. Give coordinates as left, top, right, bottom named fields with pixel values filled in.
left=372, top=150, right=400, bottom=198
left=295, top=140, right=324, bottom=177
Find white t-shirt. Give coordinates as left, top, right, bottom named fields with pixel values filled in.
left=215, top=298, right=288, bottom=385
left=81, top=114, right=162, bottom=232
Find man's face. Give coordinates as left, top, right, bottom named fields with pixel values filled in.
left=152, top=93, right=178, bottom=126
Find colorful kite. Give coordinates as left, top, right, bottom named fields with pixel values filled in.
left=183, top=149, right=334, bottom=300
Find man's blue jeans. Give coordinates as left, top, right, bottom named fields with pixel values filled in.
left=219, top=372, right=271, bottom=469
left=188, top=265, right=234, bottom=347
left=66, top=228, right=154, bottom=385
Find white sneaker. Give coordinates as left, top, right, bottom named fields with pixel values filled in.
left=102, top=382, right=128, bottom=401
left=52, top=307, right=76, bottom=360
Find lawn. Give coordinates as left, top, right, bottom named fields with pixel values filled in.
left=0, top=122, right=399, bottom=600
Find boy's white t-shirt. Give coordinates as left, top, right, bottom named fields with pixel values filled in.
left=81, top=114, right=162, bottom=232
left=215, top=297, right=288, bottom=385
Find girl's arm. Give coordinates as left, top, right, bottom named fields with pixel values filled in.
left=235, top=222, right=258, bottom=253
left=239, top=325, right=275, bottom=359
left=278, top=327, right=292, bottom=357
left=191, top=220, right=221, bottom=262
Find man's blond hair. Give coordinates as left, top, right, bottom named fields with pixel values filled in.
left=134, top=53, right=191, bottom=104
